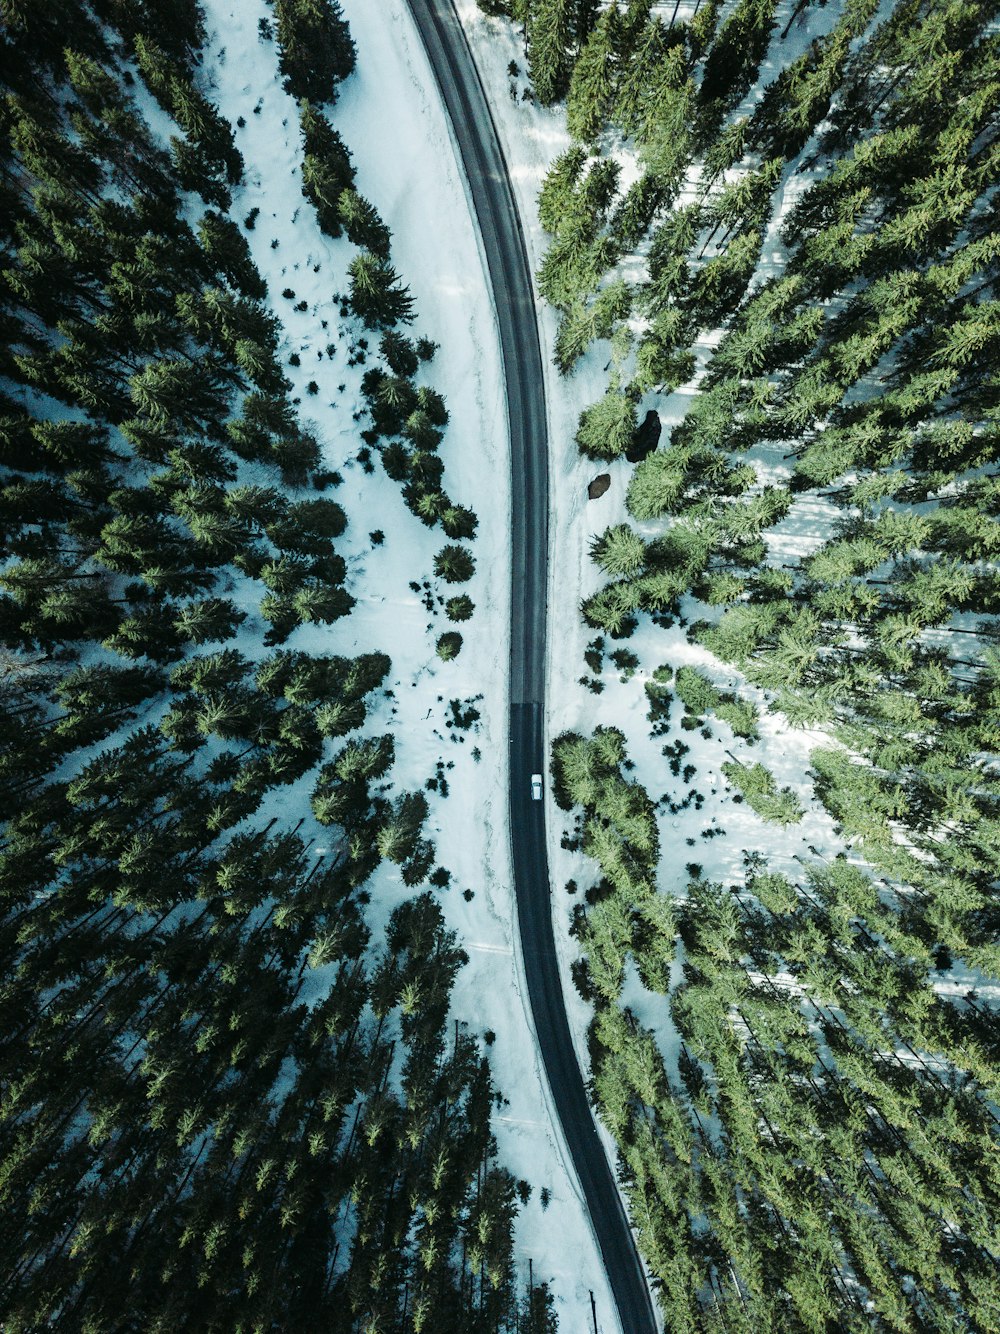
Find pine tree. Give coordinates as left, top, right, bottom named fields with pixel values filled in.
left=338, top=188, right=392, bottom=257
left=299, top=102, right=355, bottom=237
left=699, top=0, right=779, bottom=115
left=433, top=545, right=476, bottom=584
left=538, top=145, right=587, bottom=233
left=527, top=0, right=574, bottom=104
left=274, top=0, right=356, bottom=103
left=347, top=252, right=416, bottom=329
left=198, top=212, right=267, bottom=300
left=590, top=523, right=647, bottom=577
left=574, top=379, right=637, bottom=459
left=445, top=594, right=475, bottom=622
left=565, top=4, right=620, bottom=142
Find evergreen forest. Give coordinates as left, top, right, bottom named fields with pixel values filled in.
left=0, top=1, right=553, bottom=1329
left=484, top=0, right=1000, bottom=1328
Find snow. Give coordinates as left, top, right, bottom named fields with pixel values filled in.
left=197, top=0, right=616, bottom=1324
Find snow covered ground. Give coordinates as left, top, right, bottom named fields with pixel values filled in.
left=199, top=0, right=616, bottom=1324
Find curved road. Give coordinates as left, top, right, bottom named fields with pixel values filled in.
left=405, top=5, right=657, bottom=1332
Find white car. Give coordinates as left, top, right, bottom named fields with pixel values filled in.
left=530, top=773, right=542, bottom=801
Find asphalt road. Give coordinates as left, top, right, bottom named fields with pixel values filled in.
left=405, top=5, right=657, bottom=1331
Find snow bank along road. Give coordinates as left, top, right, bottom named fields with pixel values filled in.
left=406, top=3, right=657, bottom=1330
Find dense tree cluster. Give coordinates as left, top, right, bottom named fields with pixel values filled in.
left=554, top=730, right=1000, bottom=1331
left=504, top=0, right=1000, bottom=1327
left=0, top=1, right=549, bottom=1327
left=551, top=729, right=671, bottom=1000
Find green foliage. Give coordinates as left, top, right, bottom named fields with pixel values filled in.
left=565, top=4, right=619, bottom=142
left=554, top=280, right=632, bottom=374
left=527, top=0, right=574, bottom=104
left=198, top=210, right=267, bottom=299
left=721, top=759, right=803, bottom=824
left=699, top=0, right=779, bottom=114
left=434, top=544, right=476, bottom=584
left=436, top=630, right=463, bottom=660
left=338, top=186, right=391, bottom=256
left=484, top=0, right=1000, bottom=1326
left=644, top=664, right=672, bottom=729
left=274, top=0, right=356, bottom=102
left=134, top=34, right=243, bottom=193
left=575, top=379, right=637, bottom=459
left=348, top=250, right=415, bottom=328
left=299, top=101, right=355, bottom=236
left=552, top=728, right=668, bottom=999
left=445, top=593, right=475, bottom=622
left=538, top=145, right=587, bottom=234
left=674, top=666, right=759, bottom=740
left=589, top=523, right=646, bottom=577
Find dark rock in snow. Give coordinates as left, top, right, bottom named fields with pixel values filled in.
left=588, top=473, right=611, bottom=500
left=626, top=409, right=661, bottom=463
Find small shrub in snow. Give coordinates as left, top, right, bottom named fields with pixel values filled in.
left=434, top=545, right=475, bottom=584
left=611, top=647, right=639, bottom=680
left=445, top=594, right=474, bottom=622
left=436, top=632, right=463, bottom=662
left=447, top=696, right=481, bottom=730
